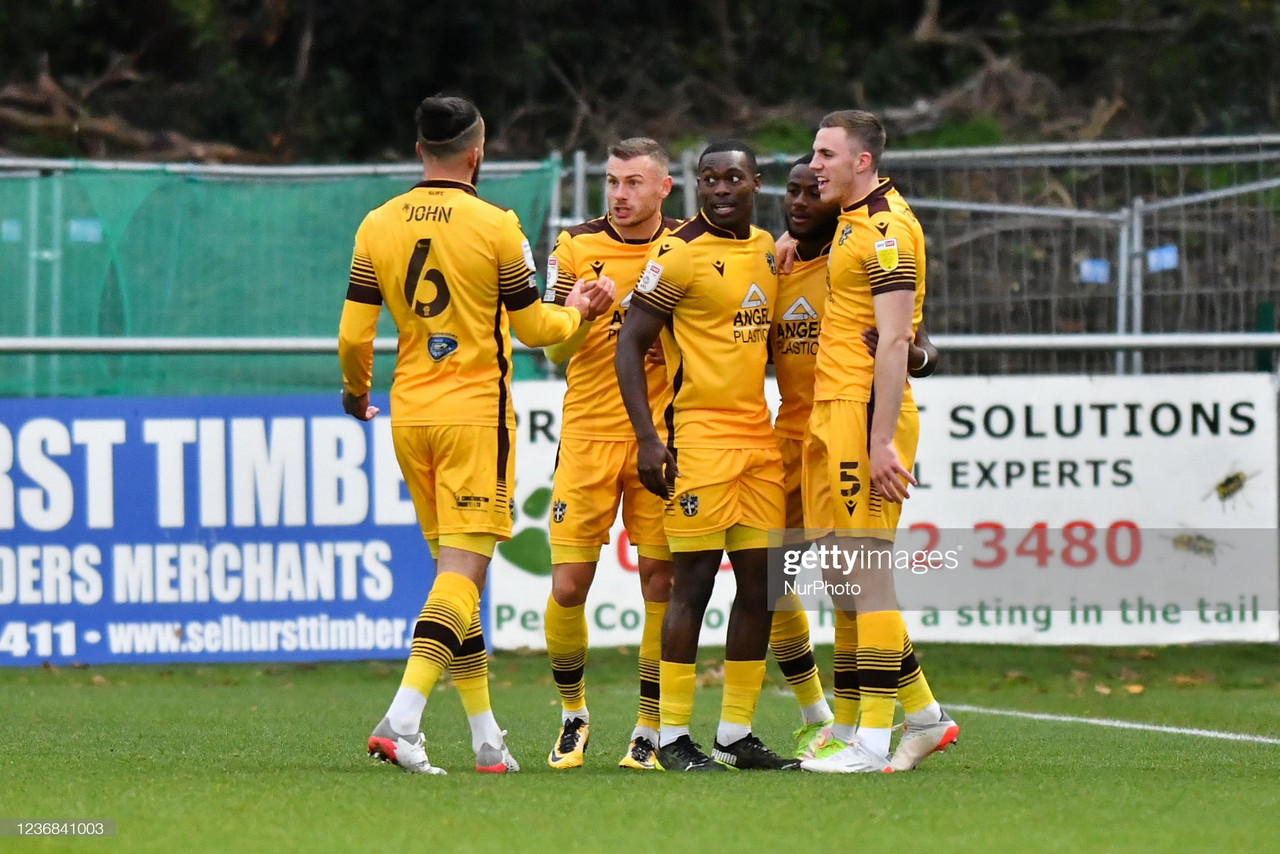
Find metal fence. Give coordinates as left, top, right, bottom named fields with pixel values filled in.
left=551, top=135, right=1280, bottom=375
left=4, top=137, right=1280, bottom=383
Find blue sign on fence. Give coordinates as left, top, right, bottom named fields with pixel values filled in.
left=0, top=394, right=459, bottom=665
left=1146, top=244, right=1179, bottom=273
left=1078, top=258, right=1112, bottom=284
left=67, top=218, right=103, bottom=243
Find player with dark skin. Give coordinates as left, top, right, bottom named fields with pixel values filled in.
left=779, top=160, right=938, bottom=376
left=614, top=149, right=771, bottom=674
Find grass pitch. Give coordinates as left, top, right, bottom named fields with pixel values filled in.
left=3, top=643, right=1278, bottom=853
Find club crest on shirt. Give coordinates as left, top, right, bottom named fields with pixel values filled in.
left=874, top=237, right=899, bottom=271
left=765, top=252, right=777, bottom=275
left=678, top=493, right=699, bottom=517
left=636, top=260, right=663, bottom=294
left=552, top=499, right=566, bottom=523
left=428, top=334, right=458, bottom=361
left=838, top=224, right=852, bottom=246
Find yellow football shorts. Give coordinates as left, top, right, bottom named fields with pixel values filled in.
left=549, top=437, right=672, bottom=563
left=802, top=400, right=919, bottom=540
left=665, top=445, right=784, bottom=552
left=392, top=423, right=515, bottom=546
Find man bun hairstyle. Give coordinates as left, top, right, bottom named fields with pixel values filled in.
left=699, top=139, right=758, bottom=174
left=819, top=110, right=886, bottom=171
left=415, top=95, right=483, bottom=158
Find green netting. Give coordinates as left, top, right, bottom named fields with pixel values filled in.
left=0, top=160, right=559, bottom=397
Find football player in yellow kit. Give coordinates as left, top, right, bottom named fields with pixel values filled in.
left=539, top=138, right=679, bottom=770
left=339, top=94, right=614, bottom=775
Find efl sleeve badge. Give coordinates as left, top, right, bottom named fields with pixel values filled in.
left=874, top=237, right=899, bottom=272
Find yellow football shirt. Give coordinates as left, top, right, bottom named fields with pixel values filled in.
left=547, top=215, right=680, bottom=440
left=771, top=244, right=829, bottom=440
left=629, top=213, right=778, bottom=450
left=813, top=178, right=925, bottom=405
left=339, top=179, right=581, bottom=426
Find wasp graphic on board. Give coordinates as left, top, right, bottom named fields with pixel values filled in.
left=1162, top=530, right=1231, bottom=566
left=1203, top=466, right=1260, bottom=511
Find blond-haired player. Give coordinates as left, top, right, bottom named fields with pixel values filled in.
left=539, top=138, right=679, bottom=771
left=797, top=110, right=958, bottom=774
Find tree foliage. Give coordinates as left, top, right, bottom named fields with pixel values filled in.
left=1, top=0, right=1277, bottom=162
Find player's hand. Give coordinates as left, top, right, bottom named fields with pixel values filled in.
left=775, top=232, right=798, bottom=274
left=637, top=436, right=679, bottom=499
left=861, top=327, right=880, bottom=357
left=585, top=275, right=616, bottom=320
left=645, top=338, right=665, bottom=366
left=565, top=275, right=616, bottom=322
left=342, top=389, right=379, bottom=421
left=869, top=440, right=916, bottom=503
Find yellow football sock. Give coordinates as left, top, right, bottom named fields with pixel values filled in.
left=659, top=661, right=696, bottom=729
left=544, top=594, right=588, bottom=712
left=637, top=601, right=666, bottom=731
left=855, top=610, right=906, bottom=729
left=833, top=609, right=860, bottom=728
left=897, top=630, right=936, bottom=715
left=450, top=606, right=490, bottom=717
left=720, top=659, right=766, bottom=726
left=401, top=572, right=478, bottom=696
left=769, top=605, right=824, bottom=708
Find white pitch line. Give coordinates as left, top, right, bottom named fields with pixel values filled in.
left=948, top=703, right=1280, bottom=745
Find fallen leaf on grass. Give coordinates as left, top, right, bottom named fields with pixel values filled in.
left=1118, top=667, right=1142, bottom=681
left=698, top=664, right=725, bottom=687
left=1070, top=670, right=1091, bottom=681
left=1124, top=685, right=1145, bottom=694
left=1136, top=649, right=1157, bottom=660
left=91, top=674, right=111, bottom=686
left=1094, top=684, right=1112, bottom=696
left=1005, top=670, right=1029, bottom=683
